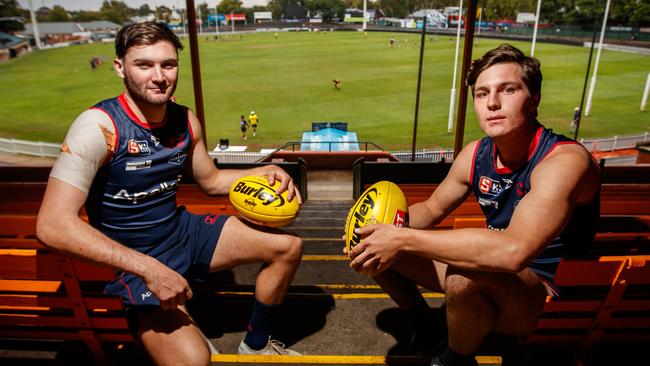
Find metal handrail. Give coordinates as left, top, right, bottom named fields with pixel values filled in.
left=275, top=141, right=386, bottom=152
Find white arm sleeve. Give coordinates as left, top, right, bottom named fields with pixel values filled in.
left=50, top=109, right=116, bottom=194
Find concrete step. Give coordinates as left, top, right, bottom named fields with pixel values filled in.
left=191, top=292, right=446, bottom=357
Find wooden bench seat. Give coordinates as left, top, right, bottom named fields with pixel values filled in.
left=528, top=255, right=650, bottom=361
left=0, top=235, right=131, bottom=365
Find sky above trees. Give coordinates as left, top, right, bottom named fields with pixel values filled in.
left=16, top=0, right=266, bottom=11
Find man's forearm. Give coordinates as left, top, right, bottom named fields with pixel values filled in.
left=38, top=214, right=155, bottom=278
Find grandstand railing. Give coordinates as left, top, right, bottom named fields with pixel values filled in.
left=579, top=132, right=649, bottom=152
left=0, top=138, right=60, bottom=158
left=390, top=148, right=455, bottom=162
left=276, top=141, right=386, bottom=152
left=208, top=150, right=269, bottom=164
left=3, top=133, right=649, bottom=162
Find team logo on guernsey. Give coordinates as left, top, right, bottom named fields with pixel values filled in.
left=168, top=151, right=188, bottom=165
left=478, top=176, right=503, bottom=195
left=127, top=139, right=150, bottom=155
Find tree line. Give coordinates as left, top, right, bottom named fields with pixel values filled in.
left=0, top=0, right=648, bottom=29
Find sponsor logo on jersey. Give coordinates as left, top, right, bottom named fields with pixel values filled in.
left=168, top=150, right=188, bottom=165
left=141, top=291, right=152, bottom=301
left=150, top=135, right=160, bottom=147
left=203, top=214, right=219, bottom=225
left=502, top=178, right=513, bottom=191
left=348, top=188, right=377, bottom=248
left=232, top=181, right=285, bottom=207
left=478, top=197, right=499, bottom=209
left=478, top=176, right=503, bottom=196
left=516, top=182, right=527, bottom=197
left=127, top=139, right=150, bottom=155
left=487, top=224, right=505, bottom=231
left=112, top=176, right=181, bottom=204
left=125, top=159, right=152, bottom=171
left=393, top=209, right=407, bottom=227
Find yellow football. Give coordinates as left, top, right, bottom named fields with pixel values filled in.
left=229, top=175, right=300, bottom=227
left=345, top=181, right=408, bottom=254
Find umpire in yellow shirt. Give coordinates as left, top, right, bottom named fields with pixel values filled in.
left=249, top=111, right=259, bottom=137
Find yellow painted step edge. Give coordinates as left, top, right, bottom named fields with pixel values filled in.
left=211, top=354, right=502, bottom=365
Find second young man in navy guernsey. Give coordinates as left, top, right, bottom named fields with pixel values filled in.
left=37, top=22, right=303, bottom=365
left=347, top=44, right=600, bottom=366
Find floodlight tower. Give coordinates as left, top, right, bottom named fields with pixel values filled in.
left=585, top=0, right=611, bottom=116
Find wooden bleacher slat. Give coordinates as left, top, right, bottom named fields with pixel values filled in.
left=84, top=297, right=125, bottom=311
left=89, top=317, right=129, bottom=329
left=0, top=314, right=80, bottom=328
left=0, top=294, right=71, bottom=308
left=554, top=259, right=626, bottom=286
left=0, top=279, right=61, bottom=292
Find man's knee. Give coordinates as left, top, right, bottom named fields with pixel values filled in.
left=278, top=235, right=302, bottom=264
left=141, top=330, right=211, bottom=366
left=444, top=270, right=476, bottom=300
left=174, top=342, right=211, bottom=366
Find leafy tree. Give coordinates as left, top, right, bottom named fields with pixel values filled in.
left=71, top=10, right=103, bottom=21
left=482, top=0, right=536, bottom=21
left=217, top=0, right=244, bottom=14
left=611, top=0, right=650, bottom=27
left=198, top=2, right=209, bottom=22
left=48, top=5, right=71, bottom=22
left=0, top=0, right=26, bottom=31
left=100, top=0, right=134, bottom=25
left=156, top=5, right=172, bottom=22
left=376, top=0, right=409, bottom=18
left=0, top=0, right=25, bottom=17
left=138, top=4, right=152, bottom=16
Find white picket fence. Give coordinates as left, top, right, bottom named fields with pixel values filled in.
left=2, top=133, right=649, bottom=162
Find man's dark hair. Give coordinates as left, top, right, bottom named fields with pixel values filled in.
left=466, top=43, right=542, bottom=97
left=115, top=21, right=183, bottom=59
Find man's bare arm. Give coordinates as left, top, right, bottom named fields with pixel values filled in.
left=350, top=144, right=599, bottom=275
left=36, top=111, right=192, bottom=309
left=186, top=110, right=301, bottom=202
left=408, top=141, right=476, bottom=229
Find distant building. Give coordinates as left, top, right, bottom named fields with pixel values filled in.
left=410, top=9, right=448, bottom=28
left=516, top=12, right=536, bottom=24
left=22, top=21, right=121, bottom=45
left=0, top=31, right=30, bottom=62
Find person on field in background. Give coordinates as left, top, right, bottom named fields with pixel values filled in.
left=248, top=111, right=259, bottom=137
left=36, top=21, right=303, bottom=366
left=240, top=114, right=249, bottom=140
left=347, top=44, right=600, bottom=366
left=570, top=106, right=580, bottom=133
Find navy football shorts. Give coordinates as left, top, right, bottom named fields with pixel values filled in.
left=103, top=207, right=228, bottom=306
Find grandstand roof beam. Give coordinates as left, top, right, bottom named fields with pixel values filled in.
left=186, top=0, right=207, bottom=146
left=453, top=0, right=478, bottom=158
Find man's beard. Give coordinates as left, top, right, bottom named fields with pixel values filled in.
left=124, top=74, right=177, bottom=106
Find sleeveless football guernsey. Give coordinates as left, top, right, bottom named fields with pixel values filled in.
left=470, top=124, right=599, bottom=286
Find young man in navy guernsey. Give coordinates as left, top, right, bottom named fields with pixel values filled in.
left=348, top=44, right=600, bottom=366
left=36, top=22, right=303, bottom=365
